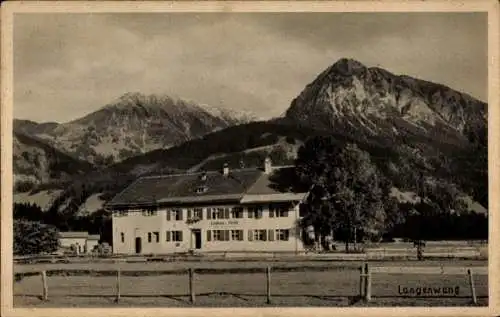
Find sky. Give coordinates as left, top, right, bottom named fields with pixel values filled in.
left=14, top=12, right=487, bottom=123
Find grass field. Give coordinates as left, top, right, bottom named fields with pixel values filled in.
left=13, top=259, right=488, bottom=307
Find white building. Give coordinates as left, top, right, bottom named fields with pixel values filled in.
left=105, top=158, right=309, bottom=255
left=58, top=232, right=100, bottom=254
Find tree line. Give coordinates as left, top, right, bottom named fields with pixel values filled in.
left=277, top=135, right=488, bottom=251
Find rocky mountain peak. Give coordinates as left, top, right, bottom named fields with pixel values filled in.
left=328, top=58, right=367, bottom=76
left=285, top=58, right=486, bottom=142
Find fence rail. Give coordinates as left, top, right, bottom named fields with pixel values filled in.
left=15, top=264, right=488, bottom=306
left=13, top=250, right=487, bottom=265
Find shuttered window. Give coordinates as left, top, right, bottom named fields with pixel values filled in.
left=194, top=208, right=203, bottom=219
left=166, top=210, right=171, bottom=221
left=207, top=230, right=212, bottom=241
left=248, top=230, right=253, bottom=241
left=277, top=229, right=290, bottom=241
left=166, top=231, right=171, bottom=242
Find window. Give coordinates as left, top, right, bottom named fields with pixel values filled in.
left=248, top=229, right=267, bottom=241
left=142, top=209, right=158, bottom=216
left=277, top=229, right=290, bottom=241
left=209, top=230, right=230, bottom=241
left=167, top=209, right=183, bottom=221
left=247, top=206, right=263, bottom=219
left=120, top=232, right=125, bottom=243
left=193, top=208, right=203, bottom=219
left=269, top=204, right=289, bottom=218
left=231, top=207, right=244, bottom=219
left=166, top=231, right=183, bottom=242
left=207, top=207, right=230, bottom=219
left=187, top=208, right=204, bottom=220
left=147, top=232, right=160, bottom=244
left=231, top=230, right=243, bottom=241
left=195, top=186, right=208, bottom=194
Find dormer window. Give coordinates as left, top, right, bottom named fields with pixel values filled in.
left=195, top=186, right=208, bottom=194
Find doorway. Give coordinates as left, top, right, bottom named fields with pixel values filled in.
left=135, top=237, right=142, bottom=254
left=193, top=230, right=202, bottom=249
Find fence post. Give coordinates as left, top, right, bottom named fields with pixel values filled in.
left=115, top=267, right=121, bottom=303
left=266, top=266, right=272, bottom=304
left=41, top=271, right=48, bottom=301
left=189, top=268, right=196, bottom=304
left=359, top=264, right=365, bottom=299
left=364, top=263, right=372, bottom=302
left=467, top=269, right=477, bottom=305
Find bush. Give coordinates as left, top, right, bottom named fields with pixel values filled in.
left=14, top=220, right=59, bottom=255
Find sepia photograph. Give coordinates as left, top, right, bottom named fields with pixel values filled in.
left=1, top=1, right=498, bottom=315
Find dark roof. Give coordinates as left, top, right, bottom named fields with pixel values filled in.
left=106, top=169, right=262, bottom=207
left=105, top=166, right=303, bottom=208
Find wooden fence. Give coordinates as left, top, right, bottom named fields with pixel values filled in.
left=18, top=264, right=487, bottom=305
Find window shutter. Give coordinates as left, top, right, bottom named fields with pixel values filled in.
left=248, top=208, right=253, bottom=218
left=262, top=230, right=267, bottom=241
left=224, top=230, right=229, bottom=241
left=224, top=208, right=230, bottom=219
left=187, top=209, right=192, bottom=219
left=257, top=210, right=263, bottom=219
left=207, top=230, right=212, bottom=241
left=166, top=231, right=171, bottom=242
left=207, top=208, right=212, bottom=219
left=179, top=209, right=183, bottom=220
left=179, top=231, right=183, bottom=242
left=199, top=209, right=204, bottom=220
left=283, top=210, right=289, bottom=218
left=268, top=229, right=274, bottom=241
left=269, top=208, right=274, bottom=218
left=166, top=210, right=171, bottom=221
left=248, top=230, right=253, bottom=241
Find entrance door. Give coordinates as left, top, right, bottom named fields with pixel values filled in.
left=135, top=237, right=142, bottom=254
left=193, top=230, right=202, bottom=249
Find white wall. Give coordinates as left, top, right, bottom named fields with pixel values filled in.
left=85, top=239, right=100, bottom=253
left=112, top=203, right=306, bottom=254
left=59, top=237, right=86, bottom=253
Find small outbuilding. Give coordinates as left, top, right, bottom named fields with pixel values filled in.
left=58, top=231, right=101, bottom=254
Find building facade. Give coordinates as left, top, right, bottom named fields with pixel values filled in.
left=58, top=232, right=101, bottom=254
left=106, top=158, right=309, bottom=254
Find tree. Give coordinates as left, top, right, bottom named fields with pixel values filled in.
left=14, top=220, right=59, bottom=255
left=295, top=136, right=391, bottom=252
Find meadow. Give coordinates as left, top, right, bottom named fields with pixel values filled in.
left=13, top=259, right=488, bottom=307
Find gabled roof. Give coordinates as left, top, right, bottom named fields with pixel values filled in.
left=105, top=166, right=307, bottom=208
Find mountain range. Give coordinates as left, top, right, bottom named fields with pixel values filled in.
left=14, top=92, right=256, bottom=165
left=13, top=58, right=488, bottom=216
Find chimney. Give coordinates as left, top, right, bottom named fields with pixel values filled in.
left=264, top=157, right=272, bottom=174
left=223, top=163, right=229, bottom=176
